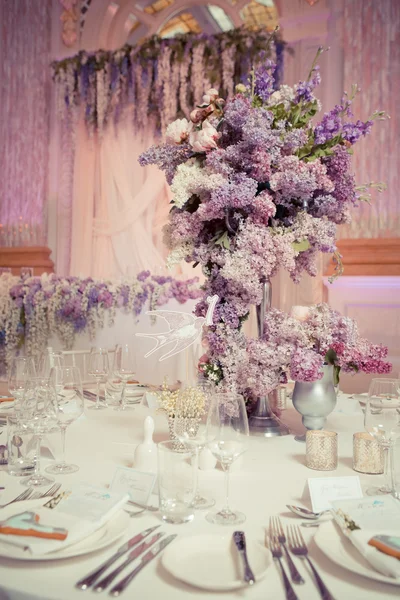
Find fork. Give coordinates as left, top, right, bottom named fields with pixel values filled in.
left=0, top=488, right=33, bottom=508
left=266, top=533, right=299, bottom=600
left=30, top=483, right=61, bottom=500
left=287, top=525, right=336, bottom=600
left=270, top=516, right=305, bottom=584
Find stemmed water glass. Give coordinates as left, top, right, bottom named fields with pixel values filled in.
left=20, top=377, right=59, bottom=488
left=112, top=344, right=137, bottom=411
left=206, top=392, right=249, bottom=525
left=45, top=366, right=84, bottom=475
left=88, top=347, right=109, bottom=410
left=8, top=356, right=36, bottom=410
left=173, top=381, right=218, bottom=509
left=37, top=349, right=64, bottom=378
left=364, top=378, right=400, bottom=496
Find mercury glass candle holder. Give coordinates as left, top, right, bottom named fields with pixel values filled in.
left=353, top=432, right=384, bottom=474
left=306, top=430, right=338, bottom=471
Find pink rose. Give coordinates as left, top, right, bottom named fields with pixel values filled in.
left=189, top=121, right=220, bottom=153
left=165, top=118, right=192, bottom=144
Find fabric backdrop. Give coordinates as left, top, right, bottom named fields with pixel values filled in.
left=0, top=0, right=51, bottom=238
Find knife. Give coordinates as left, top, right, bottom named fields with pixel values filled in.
left=93, top=532, right=163, bottom=592
left=233, top=531, right=256, bottom=585
left=75, top=525, right=160, bottom=590
left=109, top=534, right=177, bottom=597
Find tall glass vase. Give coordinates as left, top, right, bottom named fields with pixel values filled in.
left=248, top=280, right=289, bottom=437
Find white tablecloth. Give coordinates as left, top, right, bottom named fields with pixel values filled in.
left=0, top=395, right=399, bottom=600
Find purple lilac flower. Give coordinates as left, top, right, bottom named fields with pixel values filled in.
left=295, top=66, right=321, bottom=103
left=254, top=59, right=276, bottom=102
left=314, top=107, right=342, bottom=145
left=139, top=144, right=192, bottom=184
left=137, top=270, right=151, bottom=281
left=342, top=120, right=373, bottom=144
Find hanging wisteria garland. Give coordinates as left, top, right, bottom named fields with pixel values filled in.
left=51, top=27, right=285, bottom=135
left=0, top=272, right=202, bottom=368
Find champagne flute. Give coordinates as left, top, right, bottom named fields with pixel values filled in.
left=173, top=381, right=218, bottom=509
left=113, top=344, right=136, bottom=411
left=8, top=356, right=36, bottom=410
left=206, top=392, right=249, bottom=525
left=45, top=366, right=84, bottom=475
left=364, top=378, right=400, bottom=496
left=88, top=347, right=109, bottom=410
left=20, top=377, right=58, bottom=487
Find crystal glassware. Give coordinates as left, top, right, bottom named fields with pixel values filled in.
left=7, top=415, right=36, bottom=477
left=88, top=347, right=109, bottom=410
left=8, top=356, right=36, bottom=410
left=112, top=344, right=137, bottom=411
left=37, top=349, right=64, bottom=379
left=158, top=440, right=197, bottom=524
left=20, top=378, right=59, bottom=487
left=45, top=366, right=84, bottom=475
left=173, top=381, right=218, bottom=509
left=364, top=378, right=400, bottom=495
left=206, top=392, right=249, bottom=525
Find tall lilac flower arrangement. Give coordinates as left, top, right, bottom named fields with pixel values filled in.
left=140, top=44, right=389, bottom=400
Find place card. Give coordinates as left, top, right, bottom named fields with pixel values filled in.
left=110, top=466, right=156, bottom=505
left=52, top=483, right=129, bottom=522
left=308, top=475, right=363, bottom=513
left=141, top=392, right=159, bottom=410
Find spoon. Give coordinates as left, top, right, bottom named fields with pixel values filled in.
left=286, top=505, right=331, bottom=520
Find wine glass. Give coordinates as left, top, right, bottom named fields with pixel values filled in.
left=88, top=347, right=109, bottom=410
left=112, top=344, right=137, bottom=411
left=37, top=349, right=64, bottom=378
left=206, top=392, right=249, bottom=525
left=45, top=366, right=84, bottom=475
left=173, top=381, right=218, bottom=509
left=20, top=377, right=59, bottom=488
left=364, top=378, right=400, bottom=496
left=8, top=356, right=36, bottom=410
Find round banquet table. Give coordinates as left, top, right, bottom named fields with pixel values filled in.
left=0, top=394, right=399, bottom=600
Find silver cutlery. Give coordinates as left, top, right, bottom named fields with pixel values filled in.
left=30, top=483, right=61, bottom=500
left=286, top=505, right=331, bottom=520
left=270, top=516, right=304, bottom=584
left=109, top=534, right=177, bottom=597
left=287, top=525, right=336, bottom=600
left=93, top=532, right=163, bottom=592
left=127, top=500, right=158, bottom=512
left=266, top=533, right=298, bottom=600
left=75, top=525, right=160, bottom=590
left=0, top=488, right=33, bottom=508
left=233, top=531, right=255, bottom=585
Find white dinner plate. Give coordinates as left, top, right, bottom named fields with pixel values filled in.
left=162, top=533, right=272, bottom=591
left=0, top=509, right=129, bottom=561
left=314, top=521, right=400, bottom=586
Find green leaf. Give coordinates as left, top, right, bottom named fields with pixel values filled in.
left=292, top=239, right=310, bottom=253
left=214, top=231, right=231, bottom=250
left=325, top=348, right=338, bottom=365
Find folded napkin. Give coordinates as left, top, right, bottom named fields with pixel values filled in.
left=0, top=483, right=129, bottom=556
left=332, top=496, right=400, bottom=579
left=0, top=397, right=13, bottom=404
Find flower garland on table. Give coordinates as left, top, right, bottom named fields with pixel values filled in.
left=51, top=27, right=285, bottom=135
left=140, top=39, right=390, bottom=403
left=0, top=272, right=202, bottom=367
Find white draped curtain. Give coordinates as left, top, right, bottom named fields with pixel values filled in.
left=70, top=113, right=174, bottom=279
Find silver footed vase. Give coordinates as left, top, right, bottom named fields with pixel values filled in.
left=248, top=280, right=289, bottom=437
left=292, top=364, right=337, bottom=442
